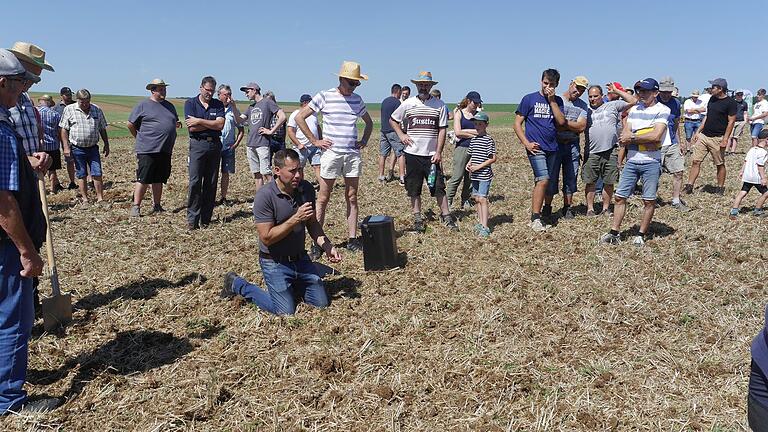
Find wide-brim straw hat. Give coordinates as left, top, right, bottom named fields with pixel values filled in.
left=146, top=78, right=170, bottom=90
left=9, top=41, right=54, bottom=72
left=337, top=61, right=368, bottom=81
left=410, top=71, right=438, bottom=85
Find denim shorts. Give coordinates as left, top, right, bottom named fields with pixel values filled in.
left=380, top=131, right=404, bottom=157
left=527, top=150, right=560, bottom=183
left=471, top=179, right=491, bottom=197
left=752, top=123, right=765, bottom=138
left=298, top=146, right=321, bottom=167
left=615, top=159, right=661, bottom=201
left=71, top=145, right=102, bottom=179
left=220, top=148, right=235, bottom=174
left=549, top=141, right=580, bottom=196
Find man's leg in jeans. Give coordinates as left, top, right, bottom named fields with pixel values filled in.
left=232, top=259, right=297, bottom=315
left=294, top=258, right=329, bottom=309
left=0, top=244, right=34, bottom=413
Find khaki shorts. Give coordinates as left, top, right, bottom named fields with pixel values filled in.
left=692, top=134, right=725, bottom=166
left=320, top=150, right=362, bottom=179
left=247, top=146, right=272, bottom=175
left=661, top=143, right=685, bottom=174
left=731, top=121, right=747, bottom=138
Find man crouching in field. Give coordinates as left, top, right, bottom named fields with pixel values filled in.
left=220, top=149, right=341, bottom=315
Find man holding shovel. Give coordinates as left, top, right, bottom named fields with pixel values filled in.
left=0, top=48, right=60, bottom=414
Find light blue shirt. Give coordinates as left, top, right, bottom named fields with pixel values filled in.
left=221, top=105, right=238, bottom=150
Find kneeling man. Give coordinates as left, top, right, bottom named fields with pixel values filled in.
left=221, top=149, right=341, bottom=315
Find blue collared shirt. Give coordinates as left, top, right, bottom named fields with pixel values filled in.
left=184, top=95, right=225, bottom=140
left=38, top=106, right=61, bottom=152
left=0, top=107, right=19, bottom=192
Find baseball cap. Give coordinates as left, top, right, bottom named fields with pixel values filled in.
left=299, top=94, right=312, bottom=103
left=708, top=78, right=728, bottom=90
left=573, top=76, right=589, bottom=88
left=735, top=89, right=745, bottom=95
left=239, top=82, right=260, bottom=92
left=472, top=111, right=489, bottom=122
left=690, top=89, right=701, bottom=97
left=611, top=82, right=625, bottom=92
left=634, top=78, right=659, bottom=91
left=60, top=86, right=72, bottom=95
left=466, top=91, right=482, bottom=104
left=0, top=48, right=36, bottom=82
left=659, top=76, right=675, bottom=92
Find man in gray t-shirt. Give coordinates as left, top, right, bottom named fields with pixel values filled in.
left=239, top=82, right=286, bottom=191
left=582, top=83, right=637, bottom=215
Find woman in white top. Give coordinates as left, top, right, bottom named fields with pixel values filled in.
left=750, top=89, right=768, bottom=146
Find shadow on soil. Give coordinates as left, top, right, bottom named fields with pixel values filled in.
left=73, top=272, right=206, bottom=311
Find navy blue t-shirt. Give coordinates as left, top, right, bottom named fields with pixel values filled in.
left=516, top=92, right=564, bottom=152
left=184, top=96, right=225, bottom=139
left=657, top=95, right=681, bottom=144
left=380, top=96, right=401, bottom=134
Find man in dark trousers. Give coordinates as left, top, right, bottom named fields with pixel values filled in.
left=184, top=76, right=225, bottom=229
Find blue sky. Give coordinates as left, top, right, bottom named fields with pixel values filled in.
left=3, top=0, right=765, bottom=104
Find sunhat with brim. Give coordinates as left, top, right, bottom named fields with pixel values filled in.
left=0, top=49, right=37, bottom=82
left=146, top=78, right=169, bottom=90
left=9, top=41, right=54, bottom=72
left=411, top=71, right=437, bottom=85
left=472, top=111, right=490, bottom=123
left=337, top=61, right=368, bottom=81
left=690, top=90, right=701, bottom=97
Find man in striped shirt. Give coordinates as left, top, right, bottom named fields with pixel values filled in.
left=37, top=95, right=63, bottom=193
left=390, top=71, right=458, bottom=232
left=294, top=61, right=373, bottom=253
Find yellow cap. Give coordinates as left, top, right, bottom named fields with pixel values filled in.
left=573, top=76, right=589, bottom=88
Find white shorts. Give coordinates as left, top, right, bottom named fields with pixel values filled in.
left=247, top=146, right=272, bottom=175
left=319, top=150, right=362, bottom=179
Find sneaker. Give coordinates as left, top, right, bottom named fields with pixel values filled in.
left=562, top=208, right=575, bottom=220
left=378, top=175, right=386, bottom=184
left=671, top=201, right=690, bottom=212
left=586, top=209, right=597, bottom=217
left=67, top=181, right=78, bottom=190
left=399, top=177, right=405, bottom=186
left=129, top=204, right=140, bottom=217
left=602, top=205, right=614, bottom=217
left=683, top=184, right=694, bottom=195
left=753, top=208, right=765, bottom=217
left=729, top=208, right=739, bottom=220
left=631, top=235, right=645, bottom=247
left=599, top=232, right=620, bottom=245
left=346, top=238, right=363, bottom=252
left=151, top=204, right=165, bottom=213
left=385, top=170, right=395, bottom=183
left=52, top=183, right=65, bottom=194
left=715, top=186, right=725, bottom=196
left=529, top=218, right=548, bottom=232
left=220, top=272, right=238, bottom=299
left=309, top=244, right=323, bottom=260
left=478, top=225, right=490, bottom=238
left=440, top=214, right=459, bottom=231
left=15, top=397, right=61, bottom=414
left=412, top=215, right=426, bottom=233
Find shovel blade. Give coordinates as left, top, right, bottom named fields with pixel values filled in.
left=42, top=293, right=72, bottom=331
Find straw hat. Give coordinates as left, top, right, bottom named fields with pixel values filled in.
left=337, top=61, right=368, bottom=81
left=146, top=78, right=169, bottom=90
left=410, top=71, right=437, bottom=85
left=9, top=41, right=54, bottom=72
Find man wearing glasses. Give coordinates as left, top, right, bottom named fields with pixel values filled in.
left=0, top=48, right=60, bottom=414
left=184, top=76, right=225, bottom=230
left=684, top=78, right=737, bottom=196
left=293, top=61, right=373, bottom=253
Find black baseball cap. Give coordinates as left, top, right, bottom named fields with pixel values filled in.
left=300, top=94, right=312, bottom=103
left=60, top=86, right=72, bottom=95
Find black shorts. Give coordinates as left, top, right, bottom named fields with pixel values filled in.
left=136, top=152, right=172, bottom=184
left=404, top=153, right=446, bottom=198
left=742, top=182, right=768, bottom=194
left=44, top=150, right=62, bottom=171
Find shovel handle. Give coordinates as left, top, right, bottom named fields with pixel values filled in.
left=37, top=177, right=61, bottom=296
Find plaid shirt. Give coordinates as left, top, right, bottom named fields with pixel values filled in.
left=8, top=93, right=39, bottom=155
left=0, top=108, right=19, bottom=192
left=59, top=103, right=107, bottom=148
left=38, top=106, right=61, bottom=152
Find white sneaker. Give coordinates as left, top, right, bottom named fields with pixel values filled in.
left=529, top=219, right=548, bottom=232
left=631, top=235, right=645, bottom=247
left=599, top=232, right=620, bottom=245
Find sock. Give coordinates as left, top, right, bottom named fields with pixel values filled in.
left=531, top=213, right=541, bottom=222
left=638, top=231, right=646, bottom=239
left=672, top=198, right=681, bottom=205
left=609, top=229, right=619, bottom=237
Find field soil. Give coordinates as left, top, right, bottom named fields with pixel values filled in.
left=2, top=125, right=763, bottom=431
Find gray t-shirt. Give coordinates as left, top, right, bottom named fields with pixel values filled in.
left=586, top=100, right=629, bottom=153
left=243, top=98, right=280, bottom=148
left=556, top=97, right=588, bottom=145
left=253, top=179, right=316, bottom=257
left=128, top=98, right=179, bottom=154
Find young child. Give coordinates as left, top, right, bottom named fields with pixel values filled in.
left=466, top=112, right=497, bottom=237
left=729, top=129, right=768, bottom=219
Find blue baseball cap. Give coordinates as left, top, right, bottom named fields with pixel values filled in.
left=299, top=94, right=312, bottom=103
left=466, top=91, right=482, bottom=104
left=634, top=78, right=659, bottom=91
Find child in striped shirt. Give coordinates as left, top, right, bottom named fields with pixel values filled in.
left=465, top=112, right=497, bottom=237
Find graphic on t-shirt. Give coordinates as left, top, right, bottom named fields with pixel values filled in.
left=409, top=115, right=438, bottom=130
left=533, top=102, right=551, bottom=119
left=249, top=107, right=263, bottom=125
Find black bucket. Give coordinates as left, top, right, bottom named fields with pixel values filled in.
left=360, top=215, right=398, bottom=271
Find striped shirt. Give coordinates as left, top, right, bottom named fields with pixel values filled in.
left=626, top=101, right=670, bottom=163
left=59, top=103, right=108, bottom=148
left=38, top=106, right=61, bottom=152
left=0, top=108, right=19, bottom=191
left=309, top=88, right=367, bottom=154
left=9, top=93, right=39, bottom=155
left=390, top=96, right=447, bottom=156
left=467, top=134, right=496, bottom=181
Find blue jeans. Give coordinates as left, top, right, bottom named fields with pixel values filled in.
left=71, top=145, right=102, bottom=178
left=232, top=255, right=328, bottom=315
left=298, top=146, right=321, bottom=167
left=684, top=120, right=701, bottom=142
left=752, top=123, right=765, bottom=138
left=615, top=160, right=661, bottom=201
left=0, top=242, right=34, bottom=413
left=549, top=141, right=580, bottom=196
left=471, top=179, right=491, bottom=197
left=527, top=150, right=560, bottom=183
left=220, top=148, right=235, bottom=174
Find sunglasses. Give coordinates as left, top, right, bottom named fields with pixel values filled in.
left=344, top=78, right=361, bottom=87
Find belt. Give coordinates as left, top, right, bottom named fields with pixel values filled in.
left=684, top=118, right=700, bottom=122
left=190, top=136, right=219, bottom=142
left=259, top=251, right=305, bottom=262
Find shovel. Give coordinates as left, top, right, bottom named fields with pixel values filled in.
left=38, top=177, right=72, bottom=331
